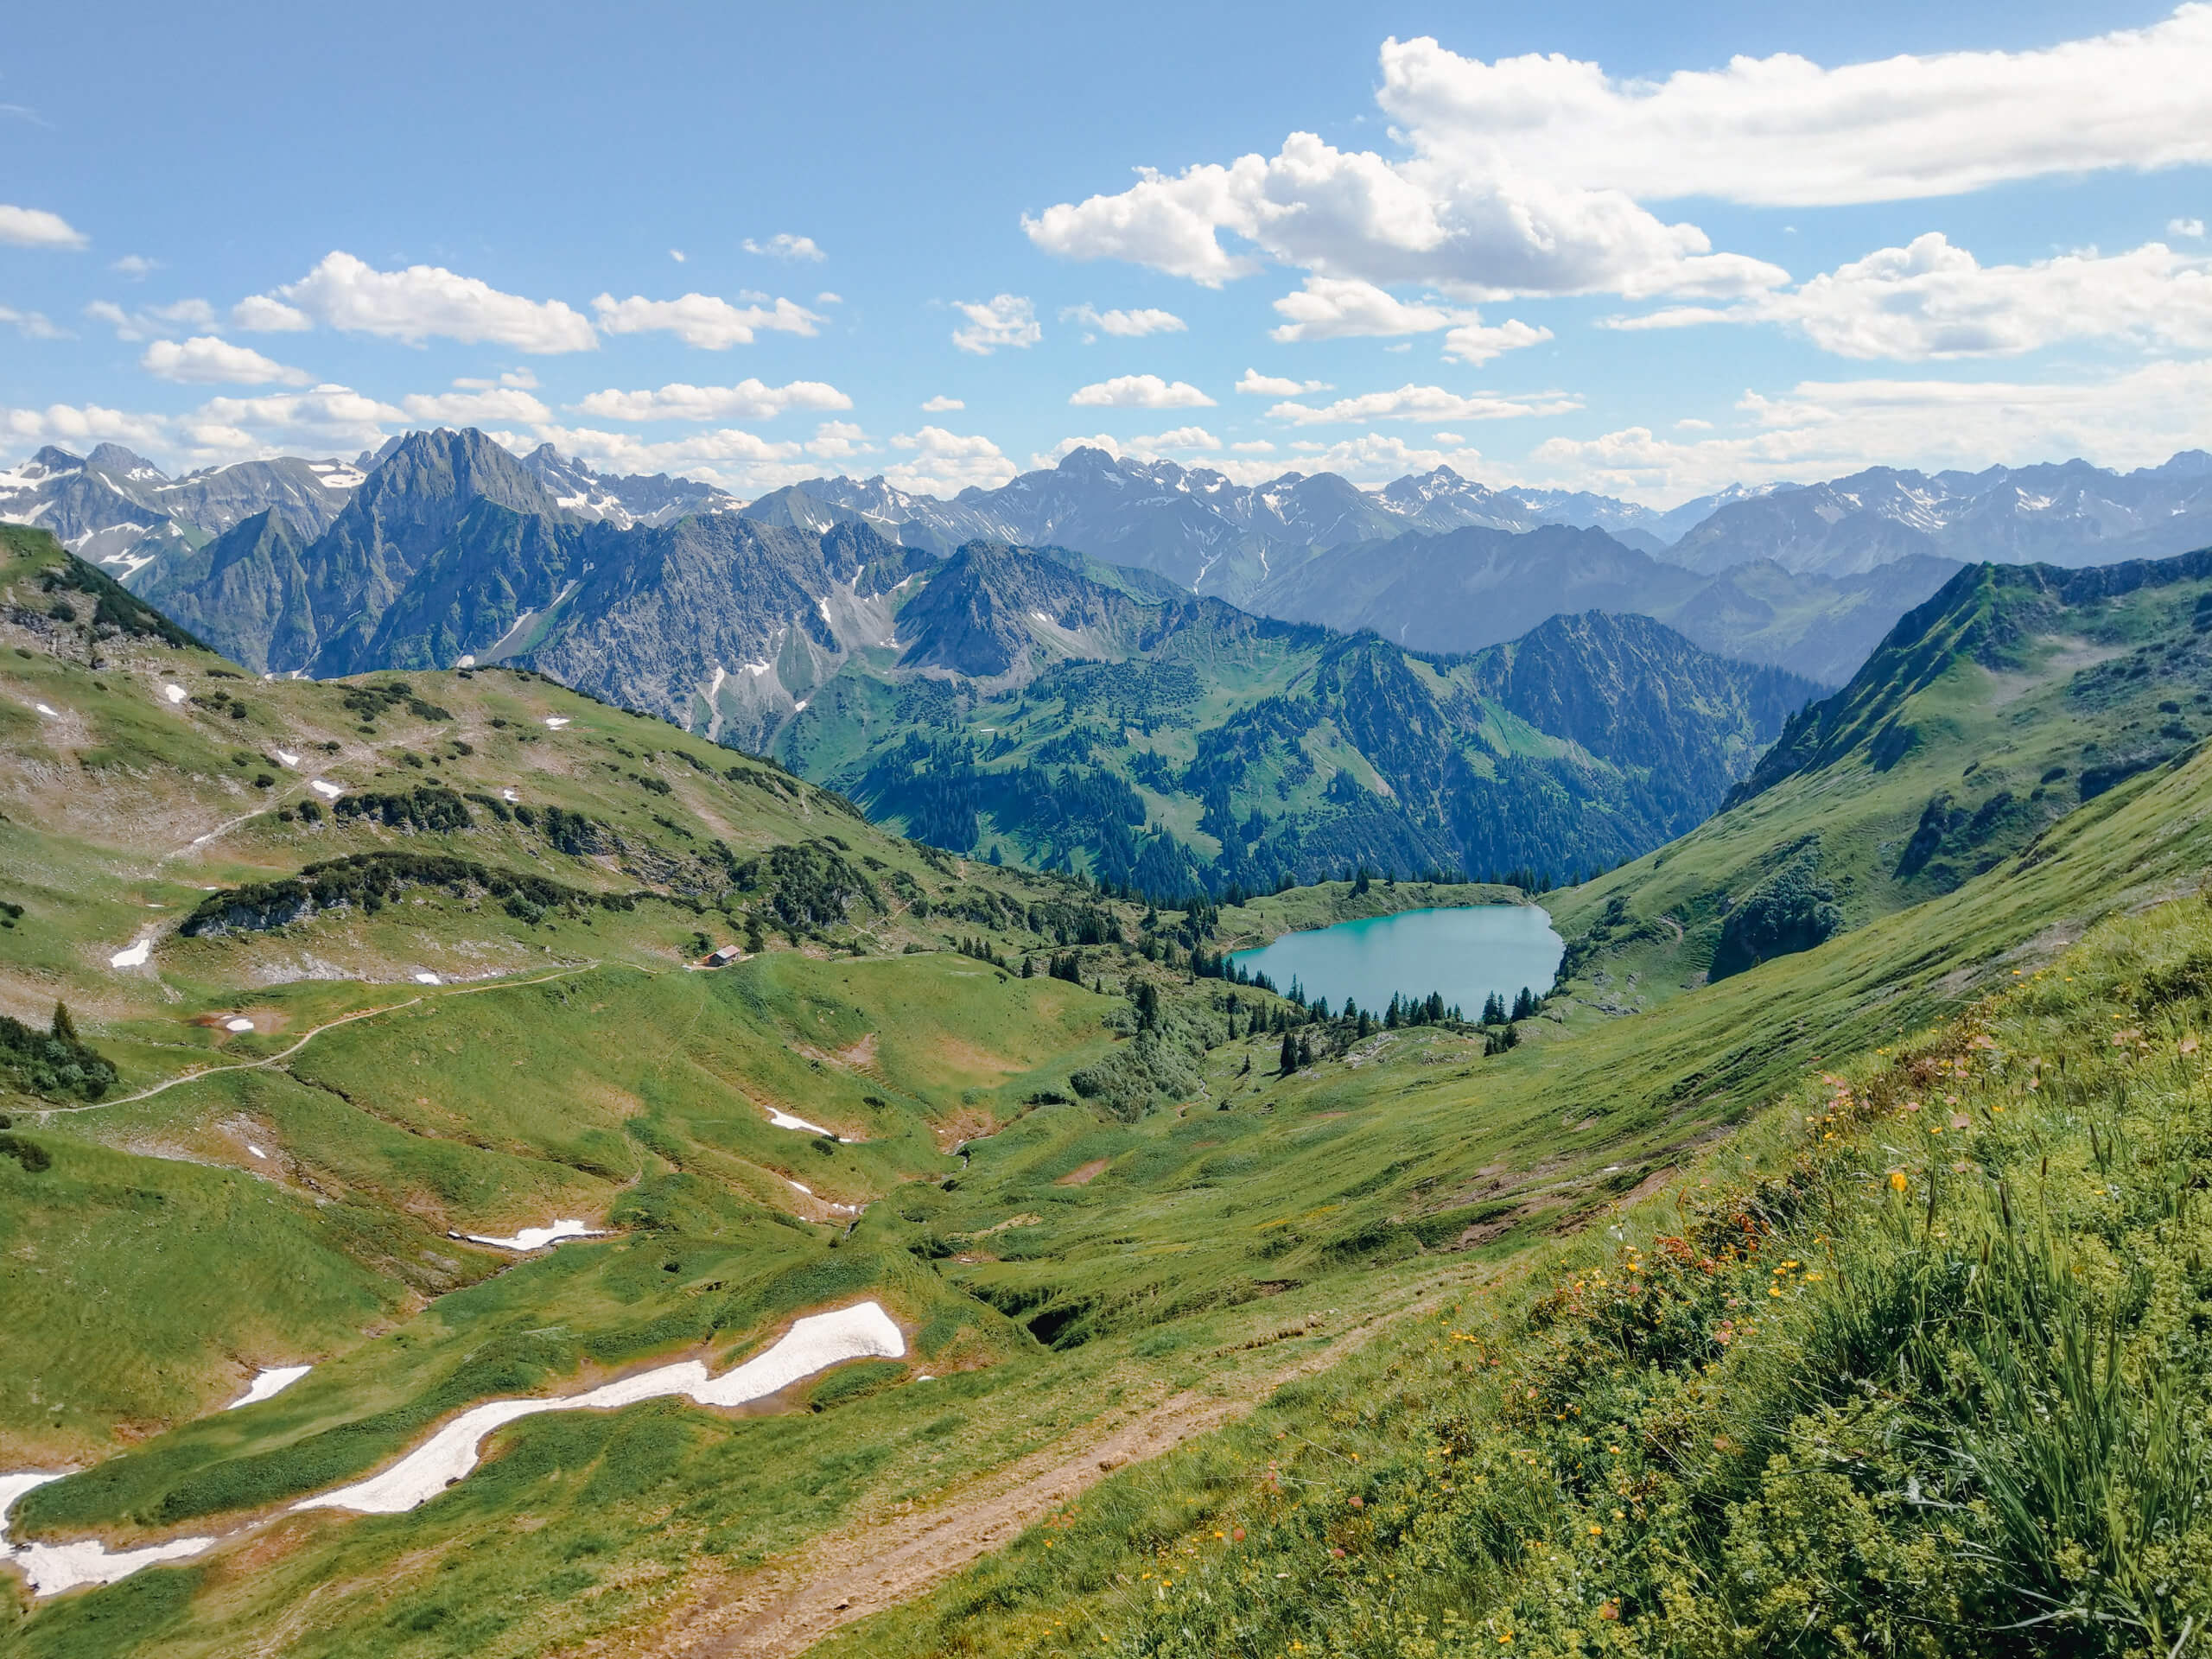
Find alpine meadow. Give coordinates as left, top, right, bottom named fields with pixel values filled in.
left=7, top=5, right=2212, bottom=1657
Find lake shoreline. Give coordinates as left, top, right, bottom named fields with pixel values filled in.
left=1210, top=879, right=1529, bottom=954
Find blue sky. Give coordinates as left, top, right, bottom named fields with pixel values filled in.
left=3, top=1, right=2209, bottom=505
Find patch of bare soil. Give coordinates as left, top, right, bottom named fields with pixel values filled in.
left=1054, top=1158, right=1110, bottom=1186
left=607, top=1294, right=1436, bottom=1659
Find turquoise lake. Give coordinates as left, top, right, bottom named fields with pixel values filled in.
left=1226, top=905, right=1563, bottom=1016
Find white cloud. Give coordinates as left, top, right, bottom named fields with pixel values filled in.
left=1268, top=276, right=1461, bottom=340
left=451, top=368, right=540, bottom=391
left=0, top=306, right=65, bottom=341
left=141, top=335, right=309, bottom=387
left=87, top=297, right=220, bottom=342
left=178, top=385, right=402, bottom=462
left=744, top=233, right=826, bottom=261
left=276, top=255, right=594, bottom=352
left=1608, top=233, right=2212, bottom=359
left=526, top=423, right=810, bottom=492
left=1523, top=359, right=2212, bottom=501
left=817, top=291, right=842, bottom=305
left=1236, top=368, right=1332, bottom=396
left=1039, top=429, right=1495, bottom=484
left=570, top=378, right=853, bottom=423
left=1026, top=15, right=2212, bottom=305
left=2175, top=218, right=2208, bottom=238
left=670, top=249, right=687, bottom=263
left=592, top=289, right=821, bottom=348
left=921, top=394, right=965, bottom=412
left=0, top=205, right=87, bottom=251
left=110, top=254, right=157, bottom=278
left=232, top=294, right=311, bottom=333
left=1129, top=425, right=1222, bottom=450
left=1675, top=416, right=1713, bottom=431
left=1266, top=382, right=1579, bottom=425
left=885, top=425, right=1017, bottom=493
left=0, top=403, right=165, bottom=449
left=950, top=294, right=1041, bottom=354
left=1060, top=302, right=1188, bottom=339
left=249, top=252, right=597, bottom=353
left=1069, top=373, right=1215, bottom=409
left=1377, top=14, right=2212, bottom=209
left=1441, top=316, right=1554, bottom=365
left=807, top=420, right=872, bottom=460
left=1026, top=130, right=1786, bottom=302
left=397, top=387, right=553, bottom=425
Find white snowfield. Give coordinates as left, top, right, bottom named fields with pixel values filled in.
left=224, top=1016, right=254, bottom=1032
left=162, top=684, right=188, bottom=704
left=0, top=1472, right=216, bottom=1596
left=461, top=1218, right=602, bottom=1251
left=226, top=1365, right=311, bottom=1410
left=308, top=779, right=343, bottom=799
left=543, top=715, right=569, bottom=729
left=273, top=749, right=299, bottom=766
left=297, top=1302, right=904, bottom=1516
left=108, top=938, right=151, bottom=969
left=413, top=971, right=442, bottom=985
left=766, top=1106, right=843, bottom=1139
left=0, top=1302, right=904, bottom=1593
left=34, top=703, right=58, bottom=718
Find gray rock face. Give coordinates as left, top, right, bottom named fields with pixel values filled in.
left=517, top=443, right=741, bottom=528
left=0, top=444, right=358, bottom=580
left=1669, top=454, right=2212, bottom=578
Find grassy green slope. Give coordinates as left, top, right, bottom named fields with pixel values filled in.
left=1545, top=551, right=2212, bottom=1002
left=8, top=525, right=2212, bottom=1657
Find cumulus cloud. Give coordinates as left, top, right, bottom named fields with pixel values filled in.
left=1060, top=302, right=1188, bottom=339
left=950, top=294, right=1042, bottom=354
left=591, top=290, right=821, bottom=349
left=1442, top=317, right=1554, bottom=365
left=2175, top=218, right=2208, bottom=238
left=1039, top=427, right=1489, bottom=484
left=245, top=252, right=597, bottom=353
left=1376, top=14, right=2212, bottom=209
left=1268, top=276, right=1460, bottom=340
left=571, top=378, right=853, bottom=423
left=807, top=420, right=872, bottom=460
left=525, top=423, right=810, bottom=491
left=141, top=335, right=309, bottom=387
left=0, top=402, right=165, bottom=450
left=1026, top=130, right=1786, bottom=302
left=1522, top=359, right=2212, bottom=500
left=232, top=294, right=311, bottom=333
left=1266, top=382, right=1579, bottom=424
left=1069, top=373, right=1215, bottom=409
left=177, top=385, right=403, bottom=462
left=1607, top=233, right=2212, bottom=359
left=1130, top=425, right=1222, bottom=450
left=885, top=425, right=1018, bottom=493
left=1236, top=368, right=1331, bottom=396
left=0, top=205, right=87, bottom=250
left=397, top=386, right=553, bottom=426
left=921, top=394, right=965, bottom=411
left=110, top=254, right=157, bottom=278
left=1026, top=15, right=2212, bottom=306
left=744, top=233, right=826, bottom=261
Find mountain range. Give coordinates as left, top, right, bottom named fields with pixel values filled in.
left=120, top=429, right=1815, bottom=892
left=14, top=429, right=2209, bottom=695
